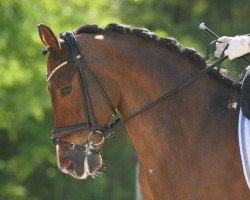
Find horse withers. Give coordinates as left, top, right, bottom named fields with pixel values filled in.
left=38, top=23, right=250, bottom=199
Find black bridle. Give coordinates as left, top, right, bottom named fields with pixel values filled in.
left=46, top=31, right=227, bottom=150
left=47, top=32, right=123, bottom=150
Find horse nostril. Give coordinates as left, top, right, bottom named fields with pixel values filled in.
left=63, top=159, right=75, bottom=172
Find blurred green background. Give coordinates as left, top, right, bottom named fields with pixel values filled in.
left=1, top=0, right=250, bottom=199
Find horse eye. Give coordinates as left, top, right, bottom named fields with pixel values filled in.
left=60, top=86, right=72, bottom=97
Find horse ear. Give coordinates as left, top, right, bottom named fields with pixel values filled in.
left=37, top=24, right=61, bottom=52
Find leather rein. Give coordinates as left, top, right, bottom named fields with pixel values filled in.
left=46, top=31, right=226, bottom=151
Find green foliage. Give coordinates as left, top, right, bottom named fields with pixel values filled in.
left=0, top=0, right=250, bottom=199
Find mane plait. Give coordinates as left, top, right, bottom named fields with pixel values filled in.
left=75, top=24, right=104, bottom=34
left=105, top=23, right=132, bottom=34
left=180, top=47, right=207, bottom=66
left=75, top=23, right=182, bottom=52
left=74, top=23, right=241, bottom=88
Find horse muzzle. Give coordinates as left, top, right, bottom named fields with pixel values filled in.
left=56, top=145, right=103, bottom=179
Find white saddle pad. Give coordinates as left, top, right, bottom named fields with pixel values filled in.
left=238, top=108, right=250, bottom=189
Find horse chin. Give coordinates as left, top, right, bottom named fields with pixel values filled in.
left=71, top=155, right=103, bottom=180
left=69, top=170, right=91, bottom=180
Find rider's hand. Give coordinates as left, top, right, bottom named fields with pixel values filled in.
left=214, top=36, right=233, bottom=58
left=215, top=35, right=250, bottom=60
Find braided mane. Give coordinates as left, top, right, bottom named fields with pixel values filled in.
left=75, top=23, right=241, bottom=89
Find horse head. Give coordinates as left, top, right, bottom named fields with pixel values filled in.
left=37, top=24, right=122, bottom=179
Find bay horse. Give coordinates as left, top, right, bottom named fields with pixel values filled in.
left=38, top=23, right=250, bottom=199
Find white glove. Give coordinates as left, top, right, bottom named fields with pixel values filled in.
left=215, top=35, right=250, bottom=60
left=214, top=36, right=233, bottom=58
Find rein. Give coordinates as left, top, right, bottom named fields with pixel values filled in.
left=47, top=31, right=227, bottom=149
left=102, top=56, right=227, bottom=135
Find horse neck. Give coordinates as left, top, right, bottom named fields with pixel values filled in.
left=78, top=32, right=239, bottom=163
left=102, top=34, right=239, bottom=165
left=111, top=35, right=208, bottom=117
left=103, top=35, right=200, bottom=146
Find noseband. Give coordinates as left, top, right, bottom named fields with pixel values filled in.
left=46, top=31, right=227, bottom=151
left=47, top=32, right=122, bottom=149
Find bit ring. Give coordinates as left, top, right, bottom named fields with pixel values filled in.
left=88, top=131, right=104, bottom=146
